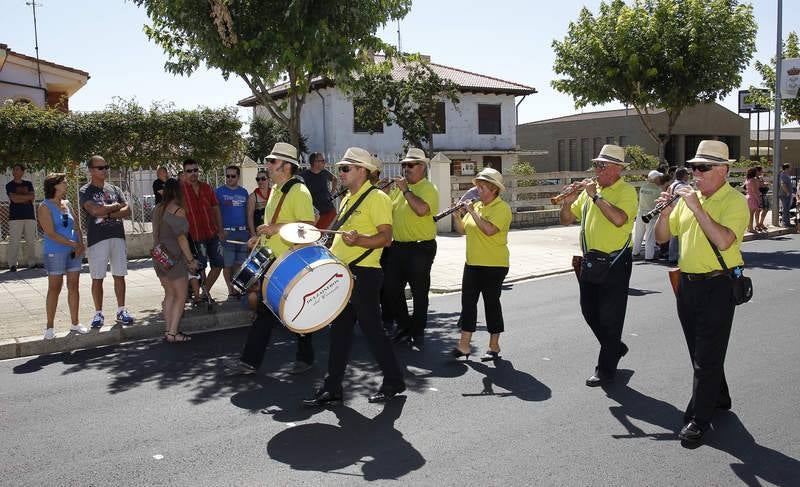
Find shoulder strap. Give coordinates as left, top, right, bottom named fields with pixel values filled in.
left=706, top=237, right=729, bottom=271
left=269, top=178, right=303, bottom=225
left=330, top=186, right=377, bottom=232
left=580, top=200, right=589, bottom=255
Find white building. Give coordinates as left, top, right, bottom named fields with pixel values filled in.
left=238, top=56, right=536, bottom=175
left=0, top=43, right=89, bottom=110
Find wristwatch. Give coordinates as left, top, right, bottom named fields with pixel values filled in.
left=592, top=193, right=603, bottom=203
left=403, top=189, right=412, bottom=195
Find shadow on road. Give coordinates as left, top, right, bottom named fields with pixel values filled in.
left=603, top=370, right=683, bottom=441
left=742, top=249, right=800, bottom=271
left=266, top=396, right=425, bottom=481
left=462, top=359, right=552, bottom=402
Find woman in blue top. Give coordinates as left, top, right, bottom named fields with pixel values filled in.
left=37, top=173, right=87, bottom=339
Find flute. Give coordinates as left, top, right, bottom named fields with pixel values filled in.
left=433, top=199, right=476, bottom=222
left=550, top=178, right=596, bottom=204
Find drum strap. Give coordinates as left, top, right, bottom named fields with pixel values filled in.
left=331, top=186, right=378, bottom=266
left=270, top=178, right=303, bottom=225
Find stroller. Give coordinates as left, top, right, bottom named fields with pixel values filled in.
left=187, top=234, right=216, bottom=313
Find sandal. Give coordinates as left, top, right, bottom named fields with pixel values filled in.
left=164, top=332, right=192, bottom=343
left=480, top=350, right=501, bottom=362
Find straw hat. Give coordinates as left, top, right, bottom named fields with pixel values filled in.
left=264, top=142, right=300, bottom=166
left=473, top=167, right=505, bottom=192
left=592, top=144, right=629, bottom=167
left=401, top=147, right=429, bottom=164
left=686, top=140, right=734, bottom=165
left=336, top=147, right=379, bottom=173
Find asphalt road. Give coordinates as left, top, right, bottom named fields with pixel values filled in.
left=1, top=235, right=799, bottom=486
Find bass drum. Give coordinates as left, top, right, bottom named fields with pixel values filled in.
left=262, top=245, right=353, bottom=334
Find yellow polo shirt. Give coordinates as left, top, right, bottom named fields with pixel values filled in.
left=389, top=178, right=439, bottom=242
left=331, top=181, right=392, bottom=268
left=668, top=182, right=748, bottom=273
left=260, top=179, right=315, bottom=258
left=570, top=178, right=638, bottom=253
left=463, top=196, right=512, bottom=267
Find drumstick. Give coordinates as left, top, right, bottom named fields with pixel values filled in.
left=226, top=240, right=250, bottom=245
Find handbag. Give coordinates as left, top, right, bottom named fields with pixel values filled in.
left=150, top=206, right=176, bottom=271
left=577, top=200, right=630, bottom=284
left=707, top=238, right=753, bottom=306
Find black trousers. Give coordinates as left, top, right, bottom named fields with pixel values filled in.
left=459, top=264, right=509, bottom=334
left=240, top=301, right=314, bottom=369
left=578, top=249, right=632, bottom=377
left=384, top=240, right=437, bottom=337
left=322, top=266, right=405, bottom=395
left=677, top=273, right=735, bottom=427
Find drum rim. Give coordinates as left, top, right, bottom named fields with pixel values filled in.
left=232, top=246, right=274, bottom=293
left=271, top=259, right=353, bottom=334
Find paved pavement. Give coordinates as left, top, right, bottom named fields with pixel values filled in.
left=0, top=223, right=793, bottom=359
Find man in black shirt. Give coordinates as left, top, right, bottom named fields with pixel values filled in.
left=300, top=152, right=337, bottom=229
left=5, top=163, right=37, bottom=271
left=152, top=166, right=168, bottom=206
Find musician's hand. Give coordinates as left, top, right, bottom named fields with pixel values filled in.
left=342, top=230, right=359, bottom=246
left=561, top=184, right=581, bottom=205
left=464, top=200, right=476, bottom=216
left=256, top=223, right=274, bottom=237
left=246, top=236, right=260, bottom=250
left=654, top=191, right=678, bottom=217
left=676, top=186, right=701, bottom=213
left=395, top=177, right=409, bottom=193
left=582, top=178, right=597, bottom=198
left=378, top=178, right=393, bottom=193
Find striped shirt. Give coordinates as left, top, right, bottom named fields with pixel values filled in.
left=182, top=182, right=219, bottom=241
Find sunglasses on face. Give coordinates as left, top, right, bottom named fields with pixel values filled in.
left=92, top=165, right=110, bottom=171
left=185, top=168, right=200, bottom=173
left=225, top=174, right=238, bottom=179
left=688, top=163, right=715, bottom=173
left=401, top=162, right=421, bottom=169
left=592, top=161, right=608, bottom=170
left=61, top=213, right=69, bottom=228
left=255, top=176, right=267, bottom=182
left=338, top=166, right=352, bottom=173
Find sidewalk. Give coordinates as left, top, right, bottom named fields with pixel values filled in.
left=0, top=224, right=793, bottom=360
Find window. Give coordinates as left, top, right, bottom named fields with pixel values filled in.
left=478, top=104, right=501, bottom=135
left=593, top=137, right=603, bottom=158
left=483, top=156, right=502, bottom=173
left=432, top=102, right=446, bottom=134
left=353, top=103, right=383, bottom=133
left=558, top=140, right=566, bottom=170
left=618, top=136, right=628, bottom=146
left=606, top=136, right=616, bottom=144
left=568, top=139, right=577, bottom=170
left=581, top=138, right=591, bottom=167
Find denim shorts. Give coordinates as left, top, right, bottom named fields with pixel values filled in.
left=193, top=236, right=224, bottom=269
left=44, top=251, right=82, bottom=275
left=223, top=230, right=250, bottom=267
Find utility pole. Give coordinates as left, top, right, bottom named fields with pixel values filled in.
left=397, top=20, right=402, bottom=54
left=772, top=0, right=783, bottom=226
left=26, top=1, right=43, bottom=89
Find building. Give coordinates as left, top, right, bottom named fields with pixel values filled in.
left=517, top=103, right=749, bottom=171
left=750, top=128, right=800, bottom=167
left=0, top=43, right=89, bottom=111
left=237, top=56, right=536, bottom=174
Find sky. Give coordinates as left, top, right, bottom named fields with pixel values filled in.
left=1, top=0, right=797, bottom=129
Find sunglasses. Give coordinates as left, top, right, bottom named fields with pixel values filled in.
left=338, top=166, right=352, bottom=173
left=688, top=163, right=716, bottom=173
left=401, top=162, right=421, bottom=169
left=61, top=213, right=69, bottom=228
left=592, top=161, right=609, bottom=170
left=255, top=177, right=267, bottom=182
left=185, top=168, right=200, bottom=173
left=225, top=174, right=238, bottom=179
left=92, top=165, right=110, bottom=171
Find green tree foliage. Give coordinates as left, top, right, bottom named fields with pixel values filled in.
left=0, top=99, right=242, bottom=171
left=346, top=56, right=461, bottom=156
left=245, top=116, right=308, bottom=162
left=508, top=161, right=537, bottom=187
left=751, top=32, right=800, bottom=125
left=623, top=145, right=660, bottom=182
left=552, top=0, right=756, bottom=160
left=133, top=0, right=411, bottom=148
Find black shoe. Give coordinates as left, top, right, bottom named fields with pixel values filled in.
left=586, top=374, right=613, bottom=387
left=450, top=347, right=470, bottom=360
left=716, top=398, right=732, bottom=410
left=302, top=390, right=342, bottom=408
left=678, top=421, right=705, bottom=442
left=392, top=328, right=412, bottom=344
left=409, top=336, right=424, bottom=352
left=8, top=266, right=16, bottom=272
left=619, top=342, right=629, bottom=359
left=368, top=385, right=406, bottom=403
left=480, top=350, right=501, bottom=362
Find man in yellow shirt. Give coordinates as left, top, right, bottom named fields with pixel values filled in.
left=226, top=143, right=317, bottom=376
left=383, top=147, right=440, bottom=350
left=654, top=140, right=748, bottom=443
left=559, top=144, right=638, bottom=388
left=304, top=147, right=406, bottom=407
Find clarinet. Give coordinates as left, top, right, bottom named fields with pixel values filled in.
left=433, top=199, right=476, bottom=222
left=641, top=193, right=682, bottom=223
left=327, top=179, right=395, bottom=202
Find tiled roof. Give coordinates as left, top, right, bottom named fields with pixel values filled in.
left=520, top=107, right=666, bottom=125
left=238, top=55, right=535, bottom=107
left=1, top=43, right=90, bottom=78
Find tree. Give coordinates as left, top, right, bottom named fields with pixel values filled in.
left=751, top=32, right=800, bottom=126
left=245, top=116, right=308, bottom=162
left=134, top=0, right=411, bottom=149
left=346, top=56, right=461, bottom=156
left=552, top=0, right=756, bottom=161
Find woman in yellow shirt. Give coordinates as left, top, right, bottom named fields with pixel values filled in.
left=451, top=168, right=512, bottom=361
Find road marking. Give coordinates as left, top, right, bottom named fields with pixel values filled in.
left=630, top=333, right=639, bottom=336
left=428, top=387, right=438, bottom=392
left=542, top=357, right=551, bottom=361
left=153, top=454, right=164, bottom=460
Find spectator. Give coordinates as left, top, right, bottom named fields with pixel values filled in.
left=300, top=152, right=337, bottom=229
left=38, top=173, right=88, bottom=339
left=779, top=163, right=795, bottom=227
left=5, top=163, right=37, bottom=271
left=181, top=159, right=225, bottom=305
left=755, top=166, right=770, bottom=232
left=744, top=167, right=760, bottom=233
left=79, top=155, right=135, bottom=328
left=667, top=168, right=690, bottom=263
left=153, top=166, right=169, bottom=206
left=632, top=170, right=663, bottom=261
left=152, top=178, right=197, bottom=343
left=216, top=165, right=250, bottom=298
left=246, top=169, right=271, bottom=236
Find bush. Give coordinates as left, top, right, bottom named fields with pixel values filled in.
left=508, top=161, right=537, bottom=187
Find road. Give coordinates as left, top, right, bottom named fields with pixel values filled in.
left=1, top=235, right=799, bottom=486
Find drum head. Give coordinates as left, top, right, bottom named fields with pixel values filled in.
left=280, top=223, right=322, bottom=244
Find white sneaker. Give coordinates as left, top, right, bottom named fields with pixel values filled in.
left=43, top=328, right=56, bottom=340
left=70, top=323, right=90, bottom=334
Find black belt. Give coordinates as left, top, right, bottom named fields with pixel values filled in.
left=224, top=226, right=248, bottom=231
left=393, top=239, right=435, bottom=245
left=683, top=270, right=730, bottom=281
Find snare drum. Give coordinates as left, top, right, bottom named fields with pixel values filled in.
left=262, top=245, right=353, bottom=334
left=231, top=246, right=275, bottom=294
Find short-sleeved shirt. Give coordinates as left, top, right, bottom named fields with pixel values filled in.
left=570, top=178, right=638, bottom=254
left=5, top=180, right=35, bottom=220
left=668, top=182, right=748, bottom=273
left=389, top=178, right=439, bottom=242
left=462, top=197, right=512, bottom=267
left=780, top=172, right=795, bottom=195
left=300, top=169, right=335, bottom=213
left=79, top=182, right=127, bottom=247
left=330, top=181, right=392, bottom=268
left=182, top=182, right=219, bottom=241
left=215, top=185, right=249, bottom=229
left=637, top=182, right=660, bottom=213
left=259, top=178, right=315, bottom=258
left=153, top=179, right=166, bottom=205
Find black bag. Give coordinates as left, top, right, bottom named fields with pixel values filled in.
left=707, top=239, right=753, bottom=306
left=580, top=250, right=613, bottom=284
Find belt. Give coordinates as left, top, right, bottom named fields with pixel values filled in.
left=224, top=226, right=248, bottom=231
left=683, top=270, right=730, bottom=281
left=393, top=239, right=435, bottom=245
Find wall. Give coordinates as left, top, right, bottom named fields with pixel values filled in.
left=0, top=62, right=47, bottom=105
